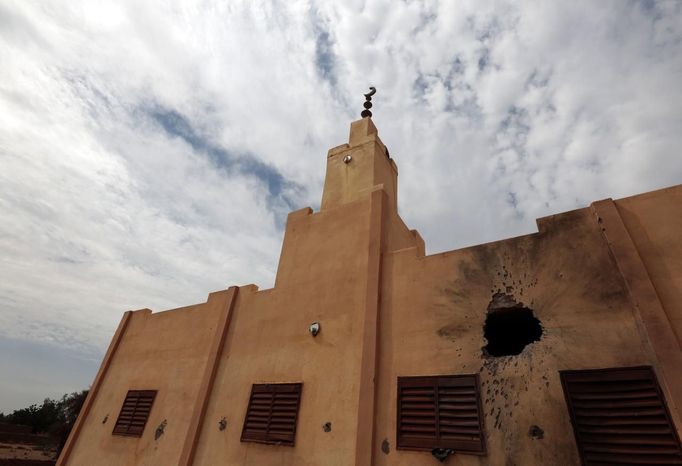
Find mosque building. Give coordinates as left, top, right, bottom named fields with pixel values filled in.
left=58, top=91, right=682, bottom=466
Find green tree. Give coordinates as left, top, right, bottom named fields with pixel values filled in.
left=2, top=389, right=89, bottom=456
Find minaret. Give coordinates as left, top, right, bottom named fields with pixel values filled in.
left=275, top=88, right=423, bottom=288
left=321, top=88, right=399, bottom=213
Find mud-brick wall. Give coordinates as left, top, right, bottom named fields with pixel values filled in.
left=66, top=296, right=226, bottom=466
left=193, top=198, right=376, bottom=466
left=615, top=186, right=682, bottom=348
left=374, top=206, right=657, bottom=466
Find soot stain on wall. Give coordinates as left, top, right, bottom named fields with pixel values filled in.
left=433, top=237, right=556, bottom=461
left=427, top=207, right=645, bottom=465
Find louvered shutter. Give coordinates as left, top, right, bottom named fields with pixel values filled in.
left=397, top=375, right=485, bottom=454
left=112, top=390, right=157, bottom=437
left=241, top=383, right=302, bottom=446
left=561, top=366, right=682, bottom=465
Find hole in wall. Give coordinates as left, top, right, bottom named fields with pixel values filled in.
left=483, top=292, right=542, bottom=357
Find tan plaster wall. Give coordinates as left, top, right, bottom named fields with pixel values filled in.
left=60, top=116, right=682, bottom=466
left=321, top=119, right=397, bottom=212
left=374, top=207, right=657, bottom=466
left=66, top=295, right=226, bottom=466
left=384, top=205, right=422, bottom=254
left=614, top=185, right=682, bottom=346
left=193, top=199, right=374, bottom=466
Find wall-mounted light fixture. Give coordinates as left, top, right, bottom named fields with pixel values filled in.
left=155, top=420, right=167, bottom=440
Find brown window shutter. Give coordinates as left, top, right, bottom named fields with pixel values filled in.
left=397, top=374, right=485, bottom=454
left=241, top=383, right=302, bottom=446
left=561, top=366, right=682, bottom=465
left=112, top=390, right=157, bottom=437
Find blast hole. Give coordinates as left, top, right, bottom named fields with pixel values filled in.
left=483, top=304, right=542, bottom=357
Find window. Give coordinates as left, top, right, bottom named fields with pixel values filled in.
left=241, top=383, right=302, bottom=446
left=112, top=390, right=157, bottom=437
left=561, top=366, right=682, bottom=466
left=397, top=374, right=485, bottom=454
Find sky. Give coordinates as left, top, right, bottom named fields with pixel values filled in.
left=1, top=0, right=681, bottom=413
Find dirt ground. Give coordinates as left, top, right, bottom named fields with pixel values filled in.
left=0, top=440, right=57, bottom=464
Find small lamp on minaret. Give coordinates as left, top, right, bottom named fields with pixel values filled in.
left=361, top=86, right=376, bottom=118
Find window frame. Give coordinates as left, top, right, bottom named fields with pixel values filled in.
left=240, top=382, right=303, bottom=447
left=396, top=374, right=486, bottom=455
left=112, top=389, right=157, bottom=438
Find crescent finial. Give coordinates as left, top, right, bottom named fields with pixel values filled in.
left=361, top=86, right=376, bottom=118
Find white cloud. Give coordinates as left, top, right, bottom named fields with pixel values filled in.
left=0, top=0, right=681, bottom=408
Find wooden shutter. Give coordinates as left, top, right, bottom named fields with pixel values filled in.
left=561, top=366, right=682, bottom=465
left=241, top=383, right=302, bottom=446
left=397, top=374, right=485, bottom=454
left=112, top=390, right=157, bottom=437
